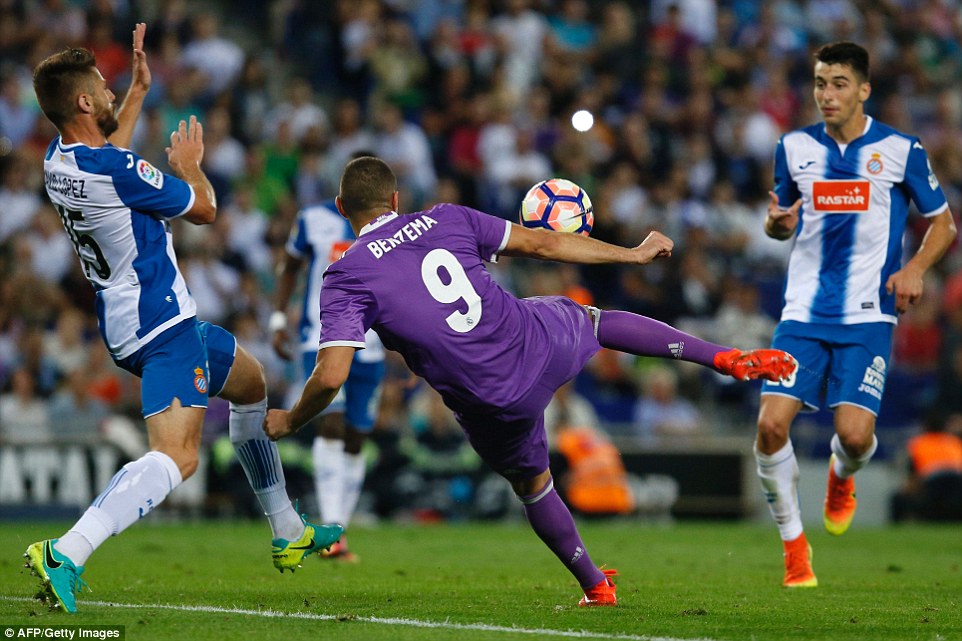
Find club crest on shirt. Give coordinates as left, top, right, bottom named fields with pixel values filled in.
left=137, top=158, right=164, bottom=189
left=193, top=366, right=208, bottom=393
left=866, top=153, right=883, bottom=175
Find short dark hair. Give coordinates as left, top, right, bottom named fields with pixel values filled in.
left=814, top=41, right=870, bottom=81
left=33, top=48, right=99, bottom=130
left=339, top=156, right=397, bottom=216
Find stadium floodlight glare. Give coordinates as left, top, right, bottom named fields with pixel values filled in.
left=571, top=109, right=594, bottom=132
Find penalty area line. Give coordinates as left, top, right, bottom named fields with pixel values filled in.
left=1, top=596, right=717, bottom=641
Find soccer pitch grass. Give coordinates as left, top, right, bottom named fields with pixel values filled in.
left=1, top=520, right=959, bottom=641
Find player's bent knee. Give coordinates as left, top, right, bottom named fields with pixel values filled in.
left=755, top=415, right=791, bottom=454
left=511, top=470, right=552, bottom=498
left=836, top=430, right=874, bottom=457
left=756, top=414, right=790, bottom=440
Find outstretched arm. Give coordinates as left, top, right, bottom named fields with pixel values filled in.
left=886, top=209, right=957, bottom=313
left=108, top=23, right=151, bottom=149
left=501, top=223, right=673, bottom=265
left=264, top=346, right=355, bottom=440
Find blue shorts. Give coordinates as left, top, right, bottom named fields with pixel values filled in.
left=761, top=320, right=893, bottom=416
left=302, top=351, right=385, bottom=432
left=116, top=319, right=237, bottom=418
left=456, top=296, right=600, bottom=482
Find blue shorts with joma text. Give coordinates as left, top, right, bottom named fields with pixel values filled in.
left=761, top=320, right=893, bottom=416
left=116, top=318, right=237, bottom=418
left=302, top=351, right=385, bottom=432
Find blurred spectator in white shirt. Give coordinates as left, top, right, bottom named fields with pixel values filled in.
left=0, top=70, right=37, bottom=148
left=43, top=307, right=90, bottom=379
left=0, top=367, right=51, bottom=445
left=26, top=205, right=74, bottom=284
left=266, top=78, right=329, bottom=144
left=0, top=152, right=42, bottom=244
left=633, top=365, right=702, bottom=442
left=374, top=102, right=437, bottom=210
left=181, top=11, right=245, bottom=96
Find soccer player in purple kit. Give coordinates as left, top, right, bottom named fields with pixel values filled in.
left=265, top=156, right=798, bottom=606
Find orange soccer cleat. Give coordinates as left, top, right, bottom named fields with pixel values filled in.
left=579, top=568, right=618, bottom=607
left=713, top=348, right=798, bottom=382
left=782, top=533, right=818, bottom=588
left=319, top=536, right=359, bottom=563
left=824, top=455, right=857, bottom=536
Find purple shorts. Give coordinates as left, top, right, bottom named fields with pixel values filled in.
left=455, top=296, right=600, bottom=482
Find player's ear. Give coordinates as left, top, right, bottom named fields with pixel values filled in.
left=334, top=196, right=348, bottom=219
left=77, top=92, right=94, bottom=115
left=858, top=81, right=871, bottom=103
left=391, top=191, right=399, bottom=211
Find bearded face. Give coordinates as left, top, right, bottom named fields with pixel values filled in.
left=87, top=69, right=118, bottom=138
left=95, top=100, right=119, bottom=138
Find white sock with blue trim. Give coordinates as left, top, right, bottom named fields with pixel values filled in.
left=55, top=451, right=182, bottom=566
left=755, top=440, right=803, bottom=542
left=831, top=433, right=878, bottom=479
left=230, top=399, right=302, bottom=541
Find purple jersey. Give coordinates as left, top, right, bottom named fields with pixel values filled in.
left=319, top=204, right=596, bottom=417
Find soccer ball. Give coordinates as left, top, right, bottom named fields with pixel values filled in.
left=519, top=178, right=594, bottom=236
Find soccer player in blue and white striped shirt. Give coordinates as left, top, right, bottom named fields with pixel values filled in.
left=755, top=41, right=957, bottom=587
left=23, top=25, right=340, bottom=613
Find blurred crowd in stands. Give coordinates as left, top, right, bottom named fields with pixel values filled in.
left=1, top=0, right=961, bottom=516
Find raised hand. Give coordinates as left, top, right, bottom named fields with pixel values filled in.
left=166, top=115, right=205, bottom=176
left=129, top=23, right=151, bottom=96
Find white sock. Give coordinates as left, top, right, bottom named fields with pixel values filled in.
left=755, top=440, right=803, bottom=542
left=55, top=451, right=182, bottom=566
left=313, top=437, right=345, bottom=524
left=831, top=433, right=878, bottom=479
left=230, top=400, right=302, bottom=541
left=341, top=451, right=367, bottom=528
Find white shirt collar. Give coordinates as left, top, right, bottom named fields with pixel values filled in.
left=358, top=211, right=399, bottom=237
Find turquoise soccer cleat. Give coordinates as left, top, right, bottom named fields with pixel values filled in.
left=24, top=539, right=88, bottom=613
left=271, top=515, right=343, bottom=573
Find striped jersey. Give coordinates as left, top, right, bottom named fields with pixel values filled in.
left=774, top=116, right=948, bottom=325
left=285, top=200, right=384, bottom=362
left=43, top=137, right=196, bottom=359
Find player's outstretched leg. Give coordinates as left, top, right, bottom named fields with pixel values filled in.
left=24, top=447, right=186, bottom=612
left=24, top=539, right=88, bottom=613
left=596, top=310, right=796, bottom=382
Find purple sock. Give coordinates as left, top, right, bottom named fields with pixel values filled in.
left=521, top=478, right=604, bottom=589
left=597, top=310, right=731, bottom=369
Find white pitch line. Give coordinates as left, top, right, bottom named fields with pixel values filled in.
left=1, top=596, right=718, bottom=641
